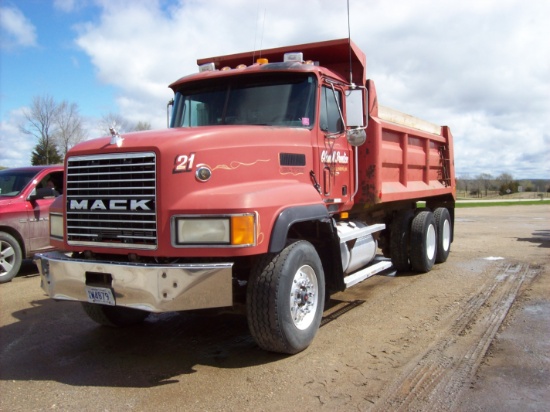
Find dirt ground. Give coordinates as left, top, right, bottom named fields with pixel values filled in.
left=0, top=205, right=548, bottom=411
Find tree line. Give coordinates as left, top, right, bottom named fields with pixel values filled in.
left=19, top=94, right=151, bottom=165
left=456, top=173, right=550, bottom=197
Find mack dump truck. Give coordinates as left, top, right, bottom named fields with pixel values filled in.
left=36, top=38, right=455, bottom=354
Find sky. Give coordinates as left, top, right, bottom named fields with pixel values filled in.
left=1, top=0, right=549, bottom=179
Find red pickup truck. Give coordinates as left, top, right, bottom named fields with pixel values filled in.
left=0, top=165, right=64, bottom=283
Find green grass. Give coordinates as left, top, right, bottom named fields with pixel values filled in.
left=455, top=200, right=550, bottom=208
left=416, top=200, right=550, bottom=208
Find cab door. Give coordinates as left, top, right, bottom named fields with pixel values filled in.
left=27, top=171, right=62, bottom=253
left=314, top=84, right=353, bottom=208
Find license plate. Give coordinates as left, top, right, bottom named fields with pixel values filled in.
left=85, top=286, right=115, bottom=306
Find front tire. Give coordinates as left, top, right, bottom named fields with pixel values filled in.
left=81, top=303, right=149, bottom=327
left=0, top=232, right=22, bottom=284
left=246, top=240, right=325, bottom=354
left=410, top=211, right=437, bottom=273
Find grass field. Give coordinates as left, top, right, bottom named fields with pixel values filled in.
left=455, top=200, right=550, bottom=208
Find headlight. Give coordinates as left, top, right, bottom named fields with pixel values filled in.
left=172, top=214, right=255, bottom=247
left=176, top=218, right=230, bottom=244
left=50, top=213, right=64, bottom=239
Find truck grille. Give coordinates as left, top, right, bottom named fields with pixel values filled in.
left=66, top=152, right=157, bottom=249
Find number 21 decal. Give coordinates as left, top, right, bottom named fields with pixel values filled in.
left=173, top=153, right=196, bottom=173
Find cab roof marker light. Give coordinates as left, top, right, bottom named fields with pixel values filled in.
left=198, top=62, right=216, bottom=72
left=256, top=58, right=268, bottom=64
left=284, top=52, right=303, bottom=63
left=236, top=64, right=247, bottom=69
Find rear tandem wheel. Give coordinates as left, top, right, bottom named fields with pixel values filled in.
left=409, top=210, right=437, bottom=273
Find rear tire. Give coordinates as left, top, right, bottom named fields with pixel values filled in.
left=81, top=303, right=149, bottom=327
left=246, top=240, right=325, bottom=354
left=0, top=232, right=22, bottom=284
left=389, top=210, right=413, bottom=272
left=434, top=208, right=452, bottom=263
left=410, top=211, right=437, bottom=273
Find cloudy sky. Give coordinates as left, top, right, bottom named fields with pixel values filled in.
left=1, top=0, right=548, bottom=179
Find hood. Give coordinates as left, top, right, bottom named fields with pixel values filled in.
left=67, top=126, right=312, bottom=158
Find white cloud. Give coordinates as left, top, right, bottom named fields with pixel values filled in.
left=53, top=0, right=78, bottom=13
left=69, top=0, right=550, bottom=178
left=0, top=6, right=37, bottom=49
left=0, top=108, right=36, bottom=167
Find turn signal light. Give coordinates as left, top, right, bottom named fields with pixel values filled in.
left=231, top=215, right=255, bottom=246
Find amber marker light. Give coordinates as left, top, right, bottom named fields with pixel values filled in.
left=256, top=58, right=268, bottom=64
left=231, top=215, right=255, bottom=246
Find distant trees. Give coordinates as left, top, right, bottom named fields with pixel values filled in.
left=456, top=173, right=529, bottom=197
left=20, top=95, right=153, bottom=165
left=20, top=94, right=86, bottom=165
left=100, top=113, right=151, bottom=134
left=19, top=95, right=155, bottom=165
left=31, top=137, right=62, bottom=165
left=20, top=95, right=61, bottom=165
left=56, top=101, right=86, bottom=157
left=496, top=173, right=519, bottom=195
left=476, top=173, right=493, bottom=197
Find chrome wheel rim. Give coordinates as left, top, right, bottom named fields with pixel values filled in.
left=289, top=265, right=318, bottom=330
left=0, top=240, right=15, bottom=277
left=441, top=219, right=451, bottom=251
left=426, top=224, right=436, bottom=261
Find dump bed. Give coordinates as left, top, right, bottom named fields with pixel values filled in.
left=356, top=80, right=455, bottom=206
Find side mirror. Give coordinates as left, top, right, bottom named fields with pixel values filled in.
left=345, top=89, right=368, bottom=146
left=167, top=98, right=174, bottom=127
left=28, top=187, right=58, bottom=201
left=346, top=128, right=367, bottom=146
left=345, top=89, right=365, bottom=128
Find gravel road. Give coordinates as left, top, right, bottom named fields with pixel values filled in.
left=1, top=205, right=548, bottom=411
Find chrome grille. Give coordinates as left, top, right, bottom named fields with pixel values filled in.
left=66, top=152, right=157, bottom=249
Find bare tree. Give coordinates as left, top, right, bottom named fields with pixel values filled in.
left=134, top=121, right=151, bottom=131
left=497, top=172, right=518, bottom=195
left=20, top=95, right=61, bottom=165
left=100, top=112, right=133, bottom=134
left=456, top=175, right=471, bottom=197
left=99, top=113, right=152, bottom=134
left=476, top=173, right=493, bottom=197
left=55, top=101, right=86, bottom=157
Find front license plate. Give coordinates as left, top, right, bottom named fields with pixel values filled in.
left=86, top=286, right=115, bottom=306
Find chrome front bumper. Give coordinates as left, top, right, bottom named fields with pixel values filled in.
left=35, top=251, right=233, bottom=313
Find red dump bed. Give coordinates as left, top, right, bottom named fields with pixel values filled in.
left=357, top=81, right=456, bottom=206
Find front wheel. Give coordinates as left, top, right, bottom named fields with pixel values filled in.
left=81, top=303, right=149, bottom=327
left=246, top=240, right=325, bottom=354
left=0, top=232, right=23, bottom=284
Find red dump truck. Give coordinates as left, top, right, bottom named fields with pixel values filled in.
left=36, top=39, right=455, bottom=354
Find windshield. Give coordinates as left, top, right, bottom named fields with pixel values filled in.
left=170, top=73, right=316, bottom=128
left=0, top=169, right=38, bottom=197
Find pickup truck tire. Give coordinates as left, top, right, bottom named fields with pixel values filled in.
left=247, top=240, right=325, bottom=354
left=434, top=207, right=452, bottom=263
left=410, top=211, right=437, bottom=273
left=0, top=232, right=22, bottom=284
left=81, top=303, right=149, bottom=327
left=389, top=210, right=414, bottom=272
